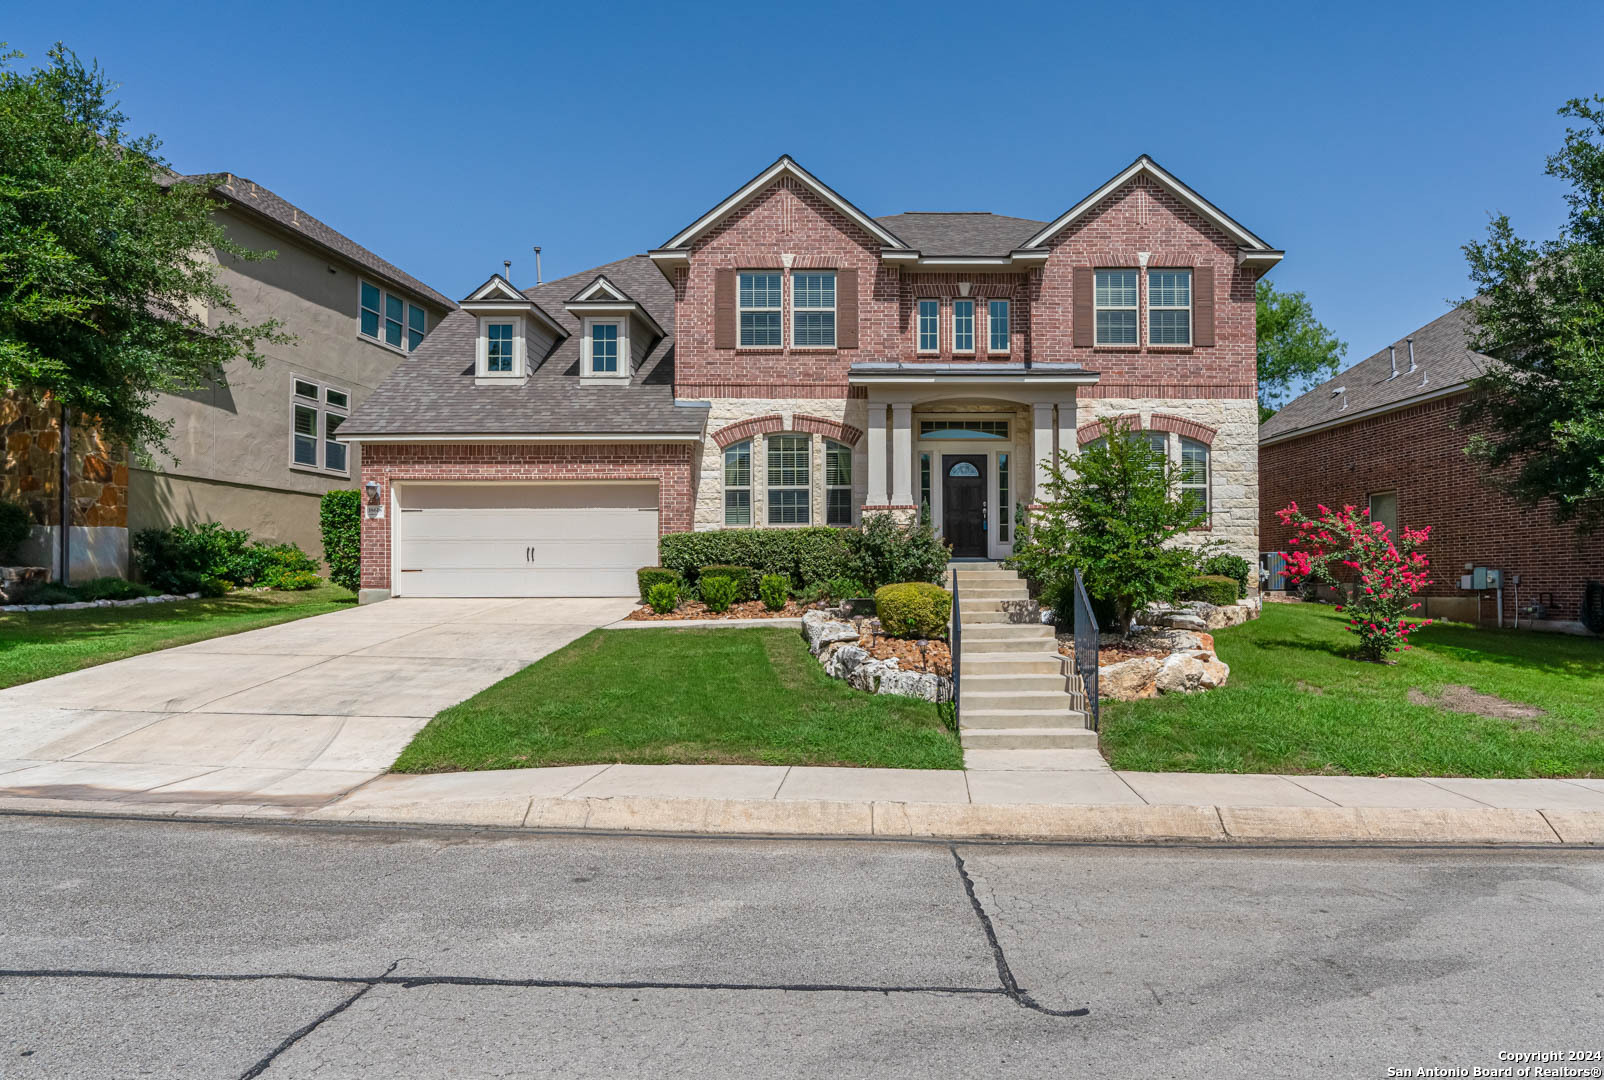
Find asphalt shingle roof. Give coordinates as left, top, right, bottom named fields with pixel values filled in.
left=1259, top=305, right=1488, bottom=442
left=873, top=212, right=1047, bottom=256
left=341, top=254, right=706, bottom=438
left=185, top=173, right=455, bottom=311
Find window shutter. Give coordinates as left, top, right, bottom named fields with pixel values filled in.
left=714, top=269, right=736, bottom=349
left=1072, top=267, right=1095, bottom=347
left=837, top=269, right=858, bottom=349
left=1193, top=265, right=1215, bottom=348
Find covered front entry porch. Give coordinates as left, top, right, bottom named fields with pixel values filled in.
left=850, top=362, right=1099, bottom=562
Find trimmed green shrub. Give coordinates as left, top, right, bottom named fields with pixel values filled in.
left=1200, top=553, right=1252, bottom=599
left=759, top=573, right=789, bottom=611
left=1185, top=574, right=1241, bottom=607
left=700, top=575, right=737, bottom=613
left=849, top=515, right=949, bottom=590
left=698, top=564, right=755, bottom=602
left=0, top=499, right=31, bottom=562
left=17, top=582, right=79, bottom=605
left=828, top=576, right=870, bottom=600
left=272, top=570, right=323, bottom=591
left=647, top=581, right=679, bottom=614
left=237, top=544, right=319, bottom=588
left=75, top=577, right=157, bottom=601
left=875, top=582, right=952, bottom=639
left=320, top=490, right=362, bottom=593
left=198, top=576, right=232, bottom=598
left=659, top=528, right=852, bottom=588
left=133, top=522, right=317, bottom=593
left=637, top=566, right=681, bottom=603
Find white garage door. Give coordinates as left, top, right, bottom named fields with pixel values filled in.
left=395, top=482, right=658, bottom=597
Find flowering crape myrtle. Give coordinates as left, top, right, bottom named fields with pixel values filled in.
left=1276, top=502, right=1434, bottom=662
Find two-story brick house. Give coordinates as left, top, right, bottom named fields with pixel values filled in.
left=340, top=155, right=1280, bottom=601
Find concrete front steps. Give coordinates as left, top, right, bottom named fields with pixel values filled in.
left=951, top=564, right=1095, bottom=753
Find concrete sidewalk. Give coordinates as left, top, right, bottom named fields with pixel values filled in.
left=3, top=752, right=1600, bottom=845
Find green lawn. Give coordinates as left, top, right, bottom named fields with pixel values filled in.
left=393, top=626, right=962, bottom=772
left=1102, top=602, right=1604, bottom=778
left=0, top=586, right=355, bottom=689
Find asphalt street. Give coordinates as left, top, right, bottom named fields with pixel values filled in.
left=0, top=813, right=1599, bottom=1078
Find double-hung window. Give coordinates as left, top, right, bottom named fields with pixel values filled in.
left=825, top=440, right=853, bottom=526
left=724, top=441, right=752, bottom=526
left=1148, top=269, right=1192, bottom=345
left=739, top=272, right=783, bottom=347
left=360, top=280, right=428, bottom=352
left=590, top=322, right=620, bottom=374
left=1094, top=270, right=1138, bottom=345
left=1180, top=437, right=1209, bottom=521
left=767, top=435, right=811, bottom=525
left=291, top=378, right=350, bottom=475
left=988, top=300, right=1010, bottom=353
left=917, top=299, right=940, bottom=353
left=486, top=323, right=515, bottom=373
left=793, top=272, right=836, bottom=347
left=952, top=299, right=975, bottom=353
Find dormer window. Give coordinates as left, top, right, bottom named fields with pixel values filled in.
left=590, top=323, right=620, bottom=374
left=582, top=318, right=629, bottom=384
left=475, top=316, right=525, bottom=382
left=486, top=323, right=515, bottom=373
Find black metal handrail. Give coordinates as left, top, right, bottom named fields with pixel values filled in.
left=949, top=571, right=961, bottom=722
left=1072, top=568, right=1101, bottom=731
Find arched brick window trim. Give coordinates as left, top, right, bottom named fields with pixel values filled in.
left=792, top=413, right=863, bottom=446
left=711, top=414, right=784, bottom=448
left=1147, top=413, right=1218, bottom=446
left=1076, top=413, right=1142, bottom=446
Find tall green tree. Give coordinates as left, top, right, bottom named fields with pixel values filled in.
left=1256, top=280, right=1347, bottom=422
left=1460, top=96, right=1604, bottom=533
left=0, top=43, right=285, bottom=460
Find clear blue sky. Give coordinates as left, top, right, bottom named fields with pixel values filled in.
left=8, top=0, right=1601, bottom=386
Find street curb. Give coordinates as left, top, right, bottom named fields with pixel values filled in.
left=3, top=795, right=1600, bottom=845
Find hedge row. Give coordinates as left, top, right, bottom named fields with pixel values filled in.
left=658, top=527, right=853, bottom=587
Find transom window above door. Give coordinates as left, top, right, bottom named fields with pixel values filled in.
left=738, top=272, right=783, bottom=348
left=918, top=419, right=1009, bottom=440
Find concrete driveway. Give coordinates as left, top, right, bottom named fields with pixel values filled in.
left=0, top=597, right=634, bottom=812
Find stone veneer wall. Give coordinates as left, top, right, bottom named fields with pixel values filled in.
left=1, top=391, right=129, bottom=531
left=1073, top=397, right=1260, bottom=583
left=695, top=398, right=869, bottom=531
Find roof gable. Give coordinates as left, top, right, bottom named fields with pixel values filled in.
left=1021, top=155, right=1279, bottom=257
left=568, top=274, right=631, bottom=303
left=657, top=155, right=909, bottom=252
left=465, top=274, right=529, bottom=302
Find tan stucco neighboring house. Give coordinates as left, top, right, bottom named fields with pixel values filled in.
left=1, top=173, right=454, bottom=578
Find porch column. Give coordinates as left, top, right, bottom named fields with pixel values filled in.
left=1031, top=402, right=1055, bottom=502
left=1055, top=397, right=1077, bottom=464
left=890, top=403, right=914, bottom=506
left=866, top=401, right=889, bottom=506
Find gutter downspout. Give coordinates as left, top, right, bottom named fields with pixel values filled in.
left=58, top=403, right=71, bottom=586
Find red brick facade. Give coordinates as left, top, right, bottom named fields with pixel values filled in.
left=1260, top=393, right=1604, bottom=629
left=672, top=172, right=1262, bottom=400
left=358, top=442, right=695, bottom=590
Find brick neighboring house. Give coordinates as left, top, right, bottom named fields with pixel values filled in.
left=1259, top=306, right=1604, bottom=634
left=341, top=155, right=1282, bottom=601
left=1, top=173, right=452, bottom=579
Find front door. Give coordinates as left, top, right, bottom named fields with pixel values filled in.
left=942, top=455, right=987, bottom=557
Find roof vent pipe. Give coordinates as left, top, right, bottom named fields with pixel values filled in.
left=1405, top=337, right=1417, bottom=373
left=1388, top=345, right=1397, bottom=379
left=534, top=246, right=543, bottom=285
left=503, top=259, right=511, bottom=282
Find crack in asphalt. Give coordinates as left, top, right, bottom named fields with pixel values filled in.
left=950, top=844, right=1091, bottom=1018
left=238, top=960, right=398, bottom=1080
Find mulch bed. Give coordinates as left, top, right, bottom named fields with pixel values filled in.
left=859, top=629, right=951, bottom=677
left=1056, top=638, right=1167, bottom=666
left=625, top=599, right=821, bottom=622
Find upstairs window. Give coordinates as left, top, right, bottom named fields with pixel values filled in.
left=825, top=440, right=853, bottom=526
left=792, top=272, right=836, bottom=347
left=724, top=441, right=752, bottom=526
left=1148, top=269, right=1192, bottom=346
left=291, top=377, right=349, bottom=475
left=739, top=272, right=783, bottom=347
left=486, top=323, right=515, bottom=373
left=360, top=279, right=427, bottom=352
left=767, top=434, right=811, bottom=525
left=989, top=300, right=1010, bottom=353
left=1094, top=270, right=1138, bottom=345
left=952, top=300, right=975, bottom=353
left=917, top=299, right=939, bottom=352
left=590, top=322, right=620, bottom=374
